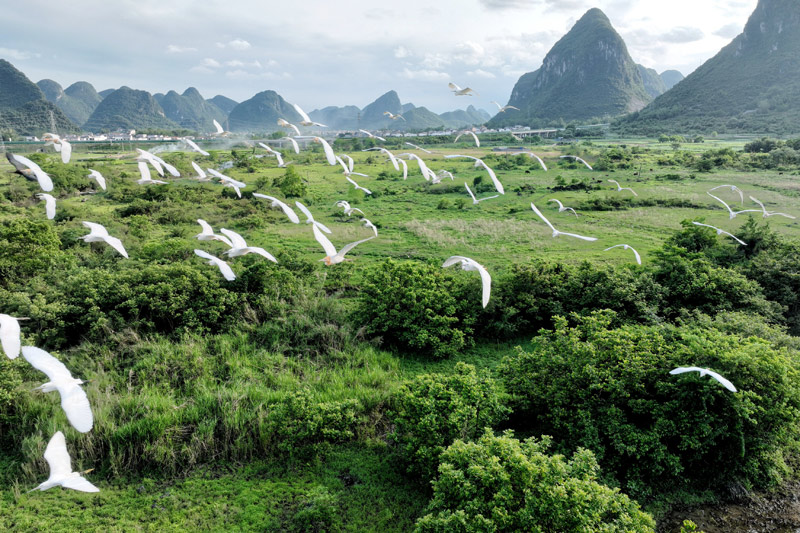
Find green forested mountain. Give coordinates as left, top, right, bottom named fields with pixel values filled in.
left=309, top=105, right=361, bottom=130
left=360, top=90, right=403, bottom=129
left=227, top=90, right=303, bottom=132
left=487, top=8, right=651, bottom=128
left=0, top=60, right=78, bottom=135
left=617, top=0, right=800, bottom=135
left=37, top=79, right=102, bottom=126
left=660, top=70, right=684, bottom=90
left=637, top=65, right=668, bottom=99
left=84, top=86, right=178, bottom=132
left=387, top=106, right=445, bottom=131
left=208, top=95, right=238, bottom=115
left=439, top=105, right=490, bottom=129
left=98, top=88, right=115, bottom=99
left=158, top=88, right=227, bottom=133
left=0, top=59, right=45, bottom=110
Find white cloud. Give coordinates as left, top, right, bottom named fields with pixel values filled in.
left=394, top=46, right=412, bottom=59
left=659, top=27, right=704, bottom=43
left=479, top=0, right=588, bottom=10
left=216, top=38, right=251, bottom=50
left=0, top=47, right=40, bottom=60
left=401, top=67, right=450, bottom=81
left=467, top=69, right=496, bottom=79
left=225, top=59, right=262, bottom=68
left=165, top=45, right=197, bottom=54
left=421, top=52, right=450, bottom=69
left=224, top=69, right=291, bottom=80
left=189, top=58, right=221, bottom=73
left=714, top=22, right=742, bottom=39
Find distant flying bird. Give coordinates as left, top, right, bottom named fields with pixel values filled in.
left=490, top=101, right=519, bottom=113
left=454, top=131, right=480, bottom=147
left=296, top=136, right=336, bottom=165
left=397, top=158, right=408, bottom=180
left=277, top=118, right=302, bottom=137
left=510, top=151, right=547, bottom=171
left=194, top=249, right=236, bottom=281
left=335, top=200, right=365, bottom=217
left=191, top=161, right=211, bottom=181
left=442, top=256, right=491, bottom=308
left=136, top=149, right=180, bottom=177
left=30, top=431, right=99, bottom=493
left=207, top=168, right=246, bottom=197
left=219, top=229, right=277, bottom=262
left=749, top=195, right=796, bottom=219
left=0, top=314, right=26, bottom=359
left=669, top=367, right=737, bottom=392
left=212, top=119, right=231, bottom=136
left=195, top=219, right=234, bottom=247
left=23, top=346, right=93, bottom=433
left=448, top=82, right=477, bottom=96
left=431, top=169, right=454, bottom=184
left=707, top=192, right=760, bottom=219
left=258, top=142, right=290, bottom=167
left=282, top=137, right=300, bottom=154
left=608, top=179, right=637, bottom=197
left=464, top=182, right=499, bottom=205
left=182, top=138, right=209, bottom=156
left=292, top=103, right=327, bottom=127
left=398, top=152, right=436, bottom=181
left=42, top=133, right=72, bottom=164
left=252, top=194, right=301, bottom=223
left=383, top=111, right=405, bottom=121
left=604, top=244, right=642, bottom=265
left=37, top=193, right=56, bottom=220
left=561, top=155, right=592, bottom=170
left=8, top=153, right=54, bottom=191
left=361, top=218, right=378, bottom=237
left=548, top=199, right=577, bottom=217
left=6, top=152, right=38, bottom=181
left=346, top=175, right=372, bottom=195
left=136, top=161, right=169, bottom=185
left=87, top=169, right=107, bottom=190
left=295, top=201, right=332, bottom=233
left=530, top=202, right=597, bottom=241
left=363, top=147, right=400, bottom=171
left=709, top=184, right=744, bottom=205
left=359, top=129, right=386, bottom=142
left=312, top=224, right=375, bottom=265
left=404, top=142, right=433, bottom=154
left=691, top=222, right=747, bottom=246
left=444, top=155, right=504, bottom=194
left=80, top=221, right=128, bottom=258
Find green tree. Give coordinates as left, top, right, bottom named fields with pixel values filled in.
left=273, top=165, right=306, bottom=197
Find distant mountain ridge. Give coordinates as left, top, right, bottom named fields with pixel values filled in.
left=157, top=88, right=227, bottom=132
left=0, top=60, right=78, bottom=135
left=38, top=79, right=102, bottom=126
left=617, top=0, right=800, bottom=134
left=84, top=86, right=179, bottom=131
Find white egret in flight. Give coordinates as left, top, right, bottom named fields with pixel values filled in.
left=277, top=118, right=301, bottom=137
left=292, top=103, right=327, bottom=127
left=444, top=155, right=504, bottom=194
left=707, top=192, right=760, bottom=219
left=359, top=129, right=386, bottom=142
left=448, top=82, right=477, bottom=96
left=37, top=193, right=56, bottom=220
left=530, top=202, right=597, bottom=241
left=30, top=431, right=99, bottom=493
left=442, top=256, right=491, bottom=308
left=80, top=221, right=128, bottom=258
left=194, top=249, right=236, bottom=281
left=295, top=201, right=332, bottom=233
left=361, top=218, right=378, bottom=237
left=691, top=222, right=747, bottom=246
left=252, top=194, right=300, bottom=223
left=490, top=101, right=520, bottom=113
left=608, top=179, right=637, bottom=197
left=397, top=158, right=408, bottom=180
left=548, top=199, right=577, bottom=217
left=346, top=176, right=372, bottom=195
left=604, top=244, right=641, bottom=265
left=454, top=131, right=480, bottom=147
left=0, top=314, right=26, bottom=359
left=8, top=154, right=53, bottom=191
left=399, top=153, right=436, bottom=181
left=383, top=111, right=405, bottom=121
left=87, top=169, right=107, bottom=190
left=282, top=137, right=300, bottom=154
left=312, top=224, right=374, bottom=265
left=191, top=161, right=211, bottom=181
left=213, top=119, right=225, bottom=135
left=669, top=367, right=737, bottom=392
left=709, top=184, right=744, bottom=205
left=42, top=133, right=72, bottom=163
left=363, top=147, right=400, bottom=171
left=136, top=162, right=168, bottom=185
left=561, top=155, right=592, bottom=170
left=207, top=168, right=246, bottom=197
left=464, top=183, right=499, bottom=205
left=182, top=138, right=209, bottom=156
left=298, top=136, right=336, bottom=165
left=335, top=200, right=365, bottom=217
left=748, top=195, right=796, bottom=219
left=195, top=219, right=233, bottom=247
left=136, top=149, right=180, bottom=177
left=219, top=229, right=277, bottom=262
left=404, top=142, right=432, bottom=154
left=22, top=346, right=93, bottom=433
left=510, top=151, right=547, bottom=171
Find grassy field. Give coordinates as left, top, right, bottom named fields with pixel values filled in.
left=1, top=136, right=799, bottom=530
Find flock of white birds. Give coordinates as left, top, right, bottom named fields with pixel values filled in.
left=2, top=82, right=789, bottom=494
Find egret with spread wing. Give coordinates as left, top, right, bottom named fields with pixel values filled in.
left=31, top=431, right=99, bottom=493
left=442, top=256, right=491, bottom=308
left=669, top=367, right=736, bottom=392
left=530, top=202, right=597, bottom=241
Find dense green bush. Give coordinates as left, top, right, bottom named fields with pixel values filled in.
left=390, top=363, right=508, bottom=479
left=0, top=218, right=64, bottom=286
left=414, top=429, right=655, bottom=532
left=500, top=311, right=800, bottom=498
left=357, top=260, right=476, bottom=359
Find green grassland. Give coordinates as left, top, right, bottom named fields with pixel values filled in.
left=1, top=136, right=800, bottom=531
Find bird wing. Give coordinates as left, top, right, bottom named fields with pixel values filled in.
left=720, top=230, right=748, bottom=246
left=398, top=159, right=408, bottom=179
left=530, top=202, right=556, bottom=233
left=138, top=161, right=152, bottom=182
left=549, top=199, right=564, bottom=209
left=442, top=255, right=468, bottom=269
left=159, top=161, right=180, bottom=177
left=748, top=195, right=767, bottom=214
left=219, top=228, right=248, bottom=249
left=454, top=133, right=464, bottom=143
left=22, top=346, right=73, bottom=382
left=336, top=156, right=349, bottom=174
left=707, top=370, right=737, bottom=392
left=10, top=154, right=53, bottom=192
left=707, top=192, right=733, bottom=214
left=103, top=236, right=129, bottom=258
left=58, top=383, right=93, bottom=433
left=284, top=137, right=300, bottom=154
left=82, top=221, right=109, bottom=238
left=191, top=161, right=207, bottom=179
left=531, top=153, right=547, bottom=171
left=292, top=103, right=312, bottom=123
left=468, top=132, right=480, bottom=147
left=312, top=224, right=338, bottom=258
left=60, top=476, right=100, bottom=493
left=464, top=183, right=477, bottom=202
left=254, top=194, right=300, bottom=223
left=559, top=232, right=598, bottom=242
left=576, top=157, right=592, bottom=170
left=249, top=247, right=278, bottom=263
left=295, top=201, right=315, bottom=223
left=183, top=138, right=209, bottom=156
left=316, top=137, right=337, bottom=165
left=630, top=247, right=642, bottom=265
left=196, top=219, right=214, bottom=235
left=213, top=119, right=224, bottom=134
left=43, top=431, right=73, bottom=481
left=0, top=314, right=21, bottom=359
left=88, top=169, right=107, bottom=189
left=383, top=149, right=400, bottom=171
left=608, top=179, right=620, bottom=188
left=38, top=194, right=56, bottom=219
left=338, top=235, right=375, bottom=258
left=448, top=82, right=461, bottom=91
left=59, top=140, right=72, bottom=164
left=669, top=367, right=703, bottom=376
left=475, top=262, right=491, bottom=308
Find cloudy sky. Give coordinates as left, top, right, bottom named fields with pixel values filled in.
left=2, top=0, right=757, bottom=114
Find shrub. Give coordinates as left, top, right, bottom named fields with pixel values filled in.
left=500, top=311, right=800, bottom=498
left=0, top=218, right=63, bottom=286
left=356, top=260, right=476, bottom=359
left=273, top=165, right=307, bottom=197
left=390, top=363, right=508, bottom=479
left=414, top=429, right=655, bottom=532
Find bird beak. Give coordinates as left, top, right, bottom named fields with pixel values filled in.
left=82, top=468, right=94, bottom=474
left=16, top=317, right=31, bottom=321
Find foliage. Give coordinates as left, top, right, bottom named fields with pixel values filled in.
left=0, top=218, right=64, bottom=287
left=272, top=165, right=307, bottom=197
left=356, top=260, right=476, bottom=359
left=389, top=363, right=508, bottom=479
left=500, top=311, right=800, bottom=498
left=414, top=429, right=655, bottom=532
